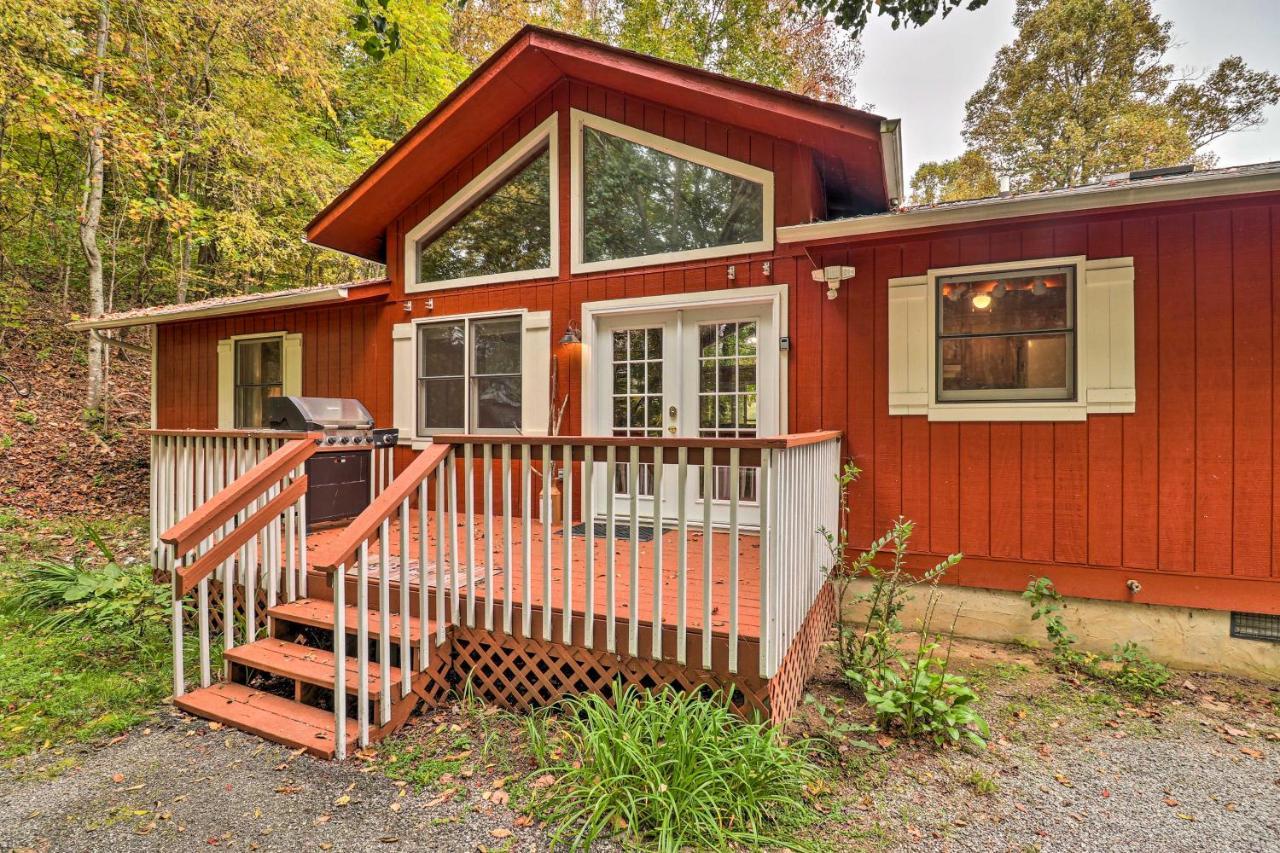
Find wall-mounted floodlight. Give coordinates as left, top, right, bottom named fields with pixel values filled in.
left=811, top=265, right=856, bottom=300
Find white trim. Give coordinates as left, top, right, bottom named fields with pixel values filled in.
left=568, top=109, right=774, bottom=275
left=580, top=285, right=789, bottom=441
left=68, top=285, right=354, bottom=331
left=777, top=167, right=1280, bottom=244
left=403, top=114, right=559, bottom=294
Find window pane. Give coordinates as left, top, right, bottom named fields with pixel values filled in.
left=419, top=377, right=464, bottom=431
left=419, top=322, right=465, bottom=378
left=940, top=333, right=1071, bottom=396
left=236, top=339, right=282, bottom=385
left=235, top=385, right=281, bottom=429
left=472, top=317, right=521, bottom=375
left=473, top=376, right=521, bottom=430
left=581, top=126, right=765, bottom=264
left=416, top=148, right=552, bottom=283
left=940, top=269, right=1071, bottom=336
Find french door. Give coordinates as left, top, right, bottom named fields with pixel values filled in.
left=590, top=301, right=779, bottom=528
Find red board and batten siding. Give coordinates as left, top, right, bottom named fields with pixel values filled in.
left=155, top=73, right=1280, bottom=614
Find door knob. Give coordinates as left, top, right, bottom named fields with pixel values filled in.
left=668, top=406, right=678, bottom=418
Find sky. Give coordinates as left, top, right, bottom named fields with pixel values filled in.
left=854, top=0, right=1280, bottom=183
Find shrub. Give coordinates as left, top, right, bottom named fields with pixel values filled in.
left=1023, top=577, right=1170, bottom=697
left=5, top=525, right=168, bottom=641
left=528, top=684, right=817, bottom=851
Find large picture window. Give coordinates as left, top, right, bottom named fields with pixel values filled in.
left=571, top=111, right=773, bottom=273
left=234, top=336, right=284, bottom=428
left=936, top=265, right=1075, bottom=402
left=417, top=315, right=522, bottom=434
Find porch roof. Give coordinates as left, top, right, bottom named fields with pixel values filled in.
left=66, top=279, right=390, bottom=332
left=305, top=25, right=896, bottom=263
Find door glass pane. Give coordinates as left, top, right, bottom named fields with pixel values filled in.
left=582, top=126, right=765, bottom=265
left=610, top=326, right=663, bottom=496
left=416, top=147, right=552, bottom=283
left=234, top=338, right=284, bottom=428
left=696, top=320, right=759, bottom=503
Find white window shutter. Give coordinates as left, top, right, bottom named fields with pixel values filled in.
left=887, top=275, right=929, bottom=415
left=216, top=338, right=234, bottom=429
left=1083, top=257, right=1136, bottom=414
left=392, top=322, right=416, bottom=440
left=521, top=311, right=552, bottom=436
left=283, top=333, right=302, bottom=396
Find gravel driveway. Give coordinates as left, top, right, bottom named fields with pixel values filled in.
left=0, top=709, right=547, bottom=852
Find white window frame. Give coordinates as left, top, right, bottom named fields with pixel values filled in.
left=413, top=311, right=525, bottom=437
left=569, top=109, right=774, bottom=275
left=216, top=330, right=301, bottom=429
left=403, top=113, right=560, bottom=294
left=888, top=255, right=1136, bottom=422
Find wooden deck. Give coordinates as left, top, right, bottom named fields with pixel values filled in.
left=305, top=511, right=763, bottom=641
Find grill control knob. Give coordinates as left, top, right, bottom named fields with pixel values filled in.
left=325, top=436, right=337, bottom=445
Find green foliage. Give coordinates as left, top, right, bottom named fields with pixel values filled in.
left=352, top=0, right=402, bottom=60
left=528, top=683, right=817, bottom=851
left=910, top=150, right=1001, bottom=205
left=1023, top=577, right=1170, bottom=697
left=966, top=769, right=998, bottom=794
left=792, top=0, right=989, bottom=35
left=5, top=525, right=168, bottom=640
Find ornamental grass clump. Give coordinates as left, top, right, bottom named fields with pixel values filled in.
left=528, top=683, right=817, bottom=851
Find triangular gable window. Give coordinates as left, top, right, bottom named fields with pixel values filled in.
left=406, top=114, right=559, bottom=292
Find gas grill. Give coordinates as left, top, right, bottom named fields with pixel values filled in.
left=265, top=396, right=399, bottom=528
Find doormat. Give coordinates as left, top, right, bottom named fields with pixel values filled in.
left=349, top=559, right=498, bottom=593
left=569, top=522, right=667, bottom=542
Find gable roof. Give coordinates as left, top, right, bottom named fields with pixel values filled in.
left=66, top=279, right=390, bottom=331
left=306, top=26, right=893, bottom=262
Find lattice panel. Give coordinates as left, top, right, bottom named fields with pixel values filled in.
left=767, top=584, right=835, bottom=726
left=203, top=582, right=271, bottom=639
left=448, top=629, right=772, bottom=718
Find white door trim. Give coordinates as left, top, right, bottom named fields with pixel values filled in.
left=579, top=284, right=789, bottom=443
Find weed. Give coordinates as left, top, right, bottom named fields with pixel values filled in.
left=965, top=769, right=998, bottom=795
left=530, top=683, right=817, bottom=851
left=13, top=409, right=36, bottom=426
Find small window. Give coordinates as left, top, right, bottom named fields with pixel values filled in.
left=416, top=148, right=552, bottom=285
left=417, top=316, right=522, bottom=434
left=936, top=265, right=1075, bottom=403
left=234, top=336, right=284, bottom=428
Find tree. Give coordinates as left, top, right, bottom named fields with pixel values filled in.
left=81, top=0, right=109, bottom=411
left=451, top=0, right=862, bottom=103
left=953, top=0, right=1280, bottom=194
left=909, top=150, right=999, bottom=205
left=793, top=0, right=988, bottom=36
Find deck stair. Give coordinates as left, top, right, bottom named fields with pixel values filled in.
left=174, top=597, right=437, bottom=759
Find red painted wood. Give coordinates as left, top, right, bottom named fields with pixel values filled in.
left=1194, top=210, right=1234, bottom=575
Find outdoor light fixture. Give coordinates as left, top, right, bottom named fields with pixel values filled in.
left=811, top=265, right=856, bottom=300
left=971, top=293, right=993, bottom=310
left=559, top=321, right=583, bottom=346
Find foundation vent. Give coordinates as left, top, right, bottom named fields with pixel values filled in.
left=1230, top=611, right=1280, bottom=643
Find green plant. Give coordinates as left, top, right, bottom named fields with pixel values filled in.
left=965, top=769, right=998, bottom=795
left=5, top=525, right=169, bottom=640
left=13, top=409, right=36, bottom=426
left=801, top=693, right=879, bottom=756
left=1110, top=641, right=1171, bottom=696
left=529, top=683, right=817, bottom=851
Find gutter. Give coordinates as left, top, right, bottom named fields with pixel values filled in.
left=67, top=284, right=360, bottom=332
left=777, top=166, right=1280, bottom=244
left=878, top=119, right=904, bottom=209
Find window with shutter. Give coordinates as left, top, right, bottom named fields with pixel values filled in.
left=216, top=332, right=301, bottom=429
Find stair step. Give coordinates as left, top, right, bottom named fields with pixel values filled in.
left=175, top=682, right=356, bottom=759
left=225, top=638, right=401, bottom=697
left=269, top=598, right=430, bottom=644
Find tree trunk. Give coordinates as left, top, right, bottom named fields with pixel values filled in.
left=81, top=0, right=109, bottom=412
left=175, top=231, right=190, bottom=304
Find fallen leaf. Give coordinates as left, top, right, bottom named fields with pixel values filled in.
left=1163, top=797, right=1179, bottom=807
left=334, top=795, right=351, bottom=806
left=1241, top=748, right=1265, bottom=759
left=490, top=828, right=512, bottom=839
left=111, top=773, right=125, bottom=783
left=491, top=790, right=510, bottom=806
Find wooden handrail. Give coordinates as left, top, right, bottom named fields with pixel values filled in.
left=311, top=443, right=451, bottom=574
left=160, top=436, right=320, bottom=556
left=174, top=477, right=308, bottom=597
left=431, top=431, right=842, bottom=450
left=142, top=429, right=312, bottom=439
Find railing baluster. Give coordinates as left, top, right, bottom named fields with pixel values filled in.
left=464, top=442, right=476, bottom=628
left=676, top=446, right=688, bottom=665
left=651, top=446, right=663, bottom=660
left=758, top=448, right=772, bottom=677
left=198, top=575, right=211, bottom=688
left=627, top=445, right=639, bottom=658
left=561, top=443, right=573, bottom=644
left=727, top=447, right=740, bottom=674
left=605, top=445, right=616, bottom=654
left=582, top=445, right=594, bottom=650
left=435, top=467, right=447, bottom=645
left=417, top=480, right=429, bottom=669
left=399, top=498, right=411, bottom=698
left=378, top=518, right=392, bottom=725
left=357, top=541, right=370, bottom=748
left=448, top=453, right=460, bottom=627
left=540, top=443, right=553, bottom=642
left=501, top=444, right=513, bottom=635
left=701, top=447, right=713, bottom=669
left=520, top=444, right=532, bottom=638
left=333, top=561, right=347, bottom=760
left=483, top=443, right=494, bottom=632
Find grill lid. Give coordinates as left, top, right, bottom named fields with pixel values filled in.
left=266, top=396, right=374, bottom=431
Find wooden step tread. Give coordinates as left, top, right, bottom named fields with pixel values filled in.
left=175, top=682, right=356, bottom=759
left=269, top=598, right=432, bottom=643
left=225, top=638, right=401, bottom=696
